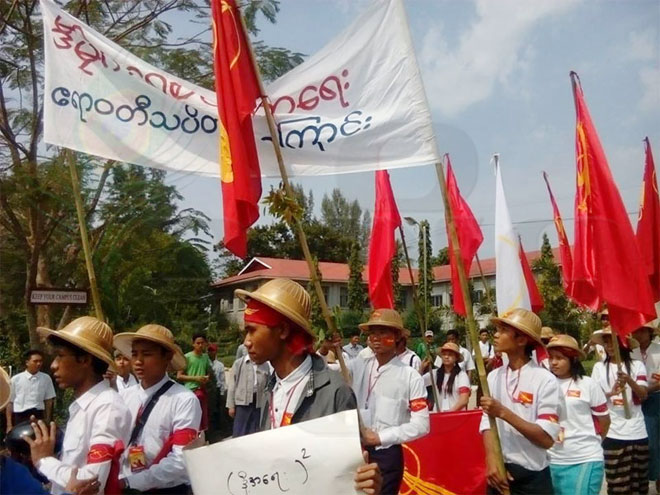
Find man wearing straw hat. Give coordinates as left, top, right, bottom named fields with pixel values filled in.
left=235, top=278, right=382, bottom=494
left=349, top=308, right=430, bottom=495
left=479, top=308, right=560, bottom=495
left=113, top=324, right=201, bottom=494
left=26, top=316, right=132, bottom=495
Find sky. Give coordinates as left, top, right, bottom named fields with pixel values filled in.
left=166, top=0, right=660, bottom=265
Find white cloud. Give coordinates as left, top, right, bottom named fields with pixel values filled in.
left=628, top=29, right=657, bottom=62
left=419, top=0, right=578, bottom=117
left=639, top=66, right=660, bottom=111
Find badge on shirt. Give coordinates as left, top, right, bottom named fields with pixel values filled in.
left=128, top=445, right=147, bottom=473
left=612, top=398, right=625, bottom=407
left=567, top=389, right=581, bottom=398
left=281, top=412, right=294, bottom=427
left=556, top=426, right=565, bottom=445
left=517, top=391, right=534, bottom=405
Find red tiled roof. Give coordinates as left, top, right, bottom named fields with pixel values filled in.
left=211, top=248, right=561, bottom=288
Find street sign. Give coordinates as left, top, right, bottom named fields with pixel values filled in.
left=29, top=289, right=88, bottom=305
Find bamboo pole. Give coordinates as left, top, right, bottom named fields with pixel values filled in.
left=610, top=330, right=632, bottom=419
left=65, top=150, right=104, bottom=321
left=236, top=7, right=349, bottom=384
left=398, top=225, right=440, bottom=409
left=435, top=158, right=508, bottom=491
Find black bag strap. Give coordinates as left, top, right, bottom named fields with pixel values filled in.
left=129, top=380, right=174, bottom=445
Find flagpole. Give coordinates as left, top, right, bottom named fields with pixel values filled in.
left=475, top=254, right=495, bottom=314
left=398, top=225, right=440, bottom=408
left=236, top=6, right=349, bottom=384
left=610, top=328, right=632, bottom=419
left=434, top=157, right=508, bottom=491
left=65, top=149, right=104, bottom=321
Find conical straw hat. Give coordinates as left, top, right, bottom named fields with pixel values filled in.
left=37, top=316, right=115, bottom=369
left=359, top=308, right=405, bottom=335
left=114, top=324, right=187, bottom=371
left=491, top=308, right=544, bottom=347
left=235, top=278, right=313, bottom=336
left=439, top=342, right=464, bottom=362
left=590, top=326, right=639, bottom=349
left=546, top=334, right=586, bottom=359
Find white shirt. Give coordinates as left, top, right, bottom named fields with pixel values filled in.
left=37, top=381, right=131, bottom=495
left=423, top=369, right=470, bottom=412
left=479, top=360, right=560, bottom=471
left=435, top=346, right=475, bottom=373
left=211, top=359, right=227, bottom=394
left=349, top=355, right=430, bottom=449
left=477, top=340, right=495, bottom=359
left=343, top=343, right=364, bottom=360
left=9, top=370, right=56, bottom=413
left=116, top=373, right=138, bottom=393
left=549, top=376, right=608, bottom=465
left=591, top=360, right=648, bottom=440
left=632, top=342, right=660, bottom=395
left=398, top=348, right=422, bottom=374
left=119, top=375, right=202, bottom=491
left=270, top=355, right=312, bottom=428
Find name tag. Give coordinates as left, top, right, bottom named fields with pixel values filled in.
left=517, top=391, right=534, bottom=405
left=128, top=445, right=147, bottom=473
left=612, top=398, right=625, bottom=407
left=567, top=389, right=581, bottom=398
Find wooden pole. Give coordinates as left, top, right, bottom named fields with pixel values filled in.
left=434, top=158, right=508, bottom=491
left=475, top=254, right=495, bottom=314
left=398, top=225, right=440, bottom=408
left=65, top=150, right=104, bottom=321
left=610, top=330, right=632, bottom=419
left=236, top=7, right=349, bottom=384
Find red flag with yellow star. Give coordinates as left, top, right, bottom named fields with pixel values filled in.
left=637, top=138, right=660, bottom=301
left=569, top=72, right=656, bottom=336
left=543, top=171, right=573, bottom=293
left=212, top=0, right=262, bottom=258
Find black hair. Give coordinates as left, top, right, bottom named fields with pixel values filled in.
left=524, top=342, right=535, bottom=358
left=349, top=329, right=360, bottom=338
left=479, top=329, right=489, bottom=335
left=436, top=363, right=461, bottom=395
left=446, top=329, right=459, bottom=338
left=569, top=357, right=586, bottom=380
left=48, top=336, right=108, bottom=376
left=132, top=338, right=171, bottom=356
left=24, top=349, right=44, bottom=361
left=604, top=342, right=632, bottom=385
left=192, top=332, right=207, bottom=342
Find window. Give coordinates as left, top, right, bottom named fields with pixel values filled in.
left=431, top=295, right=442, bottom=307
left=473, top=290, right=484, bottom=303
left=340, top=287, right=349, bottom=308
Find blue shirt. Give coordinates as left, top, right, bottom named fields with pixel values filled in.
left=0, top=456, right=48, bottom=495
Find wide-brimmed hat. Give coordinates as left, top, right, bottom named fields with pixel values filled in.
left=37, top=316, right=115, bottom=369
left=0, top=367, right=10, bottom=411
left=235, top=278, right=312, bottom=336
left=114, top=324, right=186, bottom=371
left=590, top=326, right=640, bottom=349
left=546, top=334, right=586, bottom=359
left=359, top=308, right=405, bottom=335
left=541, top=327, right=555, bottom=340
left=491, top=308, right=544, bottom=347
left=439, top=342, right=464, bottom=362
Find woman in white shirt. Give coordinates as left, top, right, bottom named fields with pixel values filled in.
left=547, top=335, right=610, bottom=495
left=591, top=328, right=649, bottom=495
left=424, top=342, right=470, bottom=412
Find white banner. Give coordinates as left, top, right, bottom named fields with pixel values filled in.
left=41, top=0, right=438, bottom=178
left=183, top=410, right=363, bottom=495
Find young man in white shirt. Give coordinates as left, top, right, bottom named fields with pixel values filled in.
left=113, top=324, right=202, bottom=494
left=396, top=330, right=422, bottom=374
left=350, top=308, right=430, bottom=494
left=479, top=308, right=560, bottom=495
left=104, top=350, right=138, bottom=393
left=26, top=317, right=132, bottom=495
left=6, top=349, right=56, bottom=430
left=343, top=330, right=365, bottom=360
left=477, top=328, right=495, bottom=367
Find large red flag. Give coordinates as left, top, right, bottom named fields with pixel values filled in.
left=636, top=138, right=660, bottom=302
left=212, top=0, right=262, bottom=258
left=518, top=237, right=544, bottom=313
left=543, top=172, right=573, bottom=293
left=445, top=156, right=484, bottom=316
left=368, top=170, right=402, bottom=308
left=569, top=72, right=656, bottom=336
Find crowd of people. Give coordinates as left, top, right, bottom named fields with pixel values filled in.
left=0, top=278, right=658, bottom=495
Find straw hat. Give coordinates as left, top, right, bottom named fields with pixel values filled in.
left=359, top=308, right=405, bottom=335
left=0, top=366, right=10, bottom=411
left=590, top=326, right=640, bottom=349
left=37, top=316, right=115, bottom=369
left=541, top=326, right=555, bottom=340
left=235, top=278, right=312, bottom=336
left=546, top=334, right=586, bottom=359
left=114, top=324, right=186, bottom=371
left=439, top=342, right=464, bottom=362
left=491, top=308, right=544, bottom=347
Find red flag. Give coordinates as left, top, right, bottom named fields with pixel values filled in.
left=569, top=72, right=656, bottom=336
left=543, top=172, right=573, bottom=293
left=445, top=155, right=484, bottom=316
left=212, top=0, right=262, bottom=258
left=368, top=171, right=402, bottom=308
left=402, top=411, right=486, bottom=495
left=518, top=237, right=544, bottom=313
left=636, top=138, right=660, bottom=302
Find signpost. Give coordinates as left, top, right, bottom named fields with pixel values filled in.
left=29, top=289, right=88, bottom=305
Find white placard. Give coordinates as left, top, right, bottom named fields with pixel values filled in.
left=183, top=410, right=363, bottom=495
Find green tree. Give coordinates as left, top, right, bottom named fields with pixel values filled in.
left=417, top=220, right=433, bottom=321
left=347, top=242, right=366, bottom=311
left=307, top=256, right=326, bottom=332
left=391, top=241, right=404, bottom=310
left=432, top=247, right=450, bottom=266
left=321, top=189, right=370, bottom=247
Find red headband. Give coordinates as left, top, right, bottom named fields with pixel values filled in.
left=244, top=299, right=287, bottom=327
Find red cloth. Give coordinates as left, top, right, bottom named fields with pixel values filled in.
left=194, top=387, right=208, bottom=432
left=402, top=411, right=486, bottom=495
left=636, top=138, right=660, bottom=302
left=543, top=172, right=573, bottom=293
left=244, top=299, right=286, bottom=327
left=518, top=238, right=544, bottom=313
left=152, top=428, right=198, bottom=465
left=368, top=170, right=402, bottom=308
left=86, top=441, right=124, bottom=495
left=445, top=156, right=484, bottom=316
left=569, top=72, right=656, bottom=336
left=212, top=0, right=262, bottom=258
